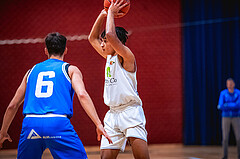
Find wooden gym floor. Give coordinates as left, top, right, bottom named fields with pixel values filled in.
left=0, top=144, right=238, bottom=159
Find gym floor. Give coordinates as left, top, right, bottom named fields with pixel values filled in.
left=0, top=144, right=237, bottom=159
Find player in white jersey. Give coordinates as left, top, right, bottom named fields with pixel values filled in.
left=88, top=0, right=149, bottom=158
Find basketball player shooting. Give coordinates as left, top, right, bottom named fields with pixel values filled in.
left=88, top=0, right=150, bottom=158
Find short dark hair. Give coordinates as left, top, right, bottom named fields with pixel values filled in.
left=101, top=27, right=128, bottom=45
left=45, top=32, right=67, bottom=56
left=227, top=78, right=235, bottom=83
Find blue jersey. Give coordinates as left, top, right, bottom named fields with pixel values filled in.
left=217, top=88, right=240, bottom=117
left=23, top=59, right=74, bottom=118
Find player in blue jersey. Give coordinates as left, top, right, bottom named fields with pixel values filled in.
left=218, top=78, right=240, bottom=159
left=0, top=32, right=112, bottom=159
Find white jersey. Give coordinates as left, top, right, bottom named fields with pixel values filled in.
left=104, top=55, right=142, bottom=107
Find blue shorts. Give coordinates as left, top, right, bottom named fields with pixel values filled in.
left=17, top=117, right=87, bottom=159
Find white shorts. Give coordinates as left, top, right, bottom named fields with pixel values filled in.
left=100, top=105, right=147, bottom=152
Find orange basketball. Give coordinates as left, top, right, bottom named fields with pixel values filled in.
left=104, top=0, right=130, bottom=18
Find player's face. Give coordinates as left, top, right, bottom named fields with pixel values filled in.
left=227, top=80, right=235, bottom=90
left=100, top=37, right=115, bottom=55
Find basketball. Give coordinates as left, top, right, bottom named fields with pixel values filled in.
left=104, top=0, right=130, bottom=18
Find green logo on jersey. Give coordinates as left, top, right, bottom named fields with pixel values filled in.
left=106, top=67, right=111, bottom=77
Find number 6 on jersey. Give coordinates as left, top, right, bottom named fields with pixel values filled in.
left=35, top=71, right=55, bottom=98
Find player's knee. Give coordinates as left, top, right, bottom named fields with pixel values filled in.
left=101, top=154, right=116, bottom=159
left=100, top=150, right=118, bottom=159
left=101, top=154, right=112, bottom=159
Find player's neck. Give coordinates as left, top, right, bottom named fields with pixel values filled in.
left=49, top=55, right=64, bottom=61
left=111, top=52, right=118, bottom=57
left=228, top=88, right=234, bottom=93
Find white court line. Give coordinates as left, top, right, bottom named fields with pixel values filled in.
left=0, top=31, right=133, bottom=46
left=0, top=35, right=89, bottom=45
left=0, top=38, right=45, bottom=45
